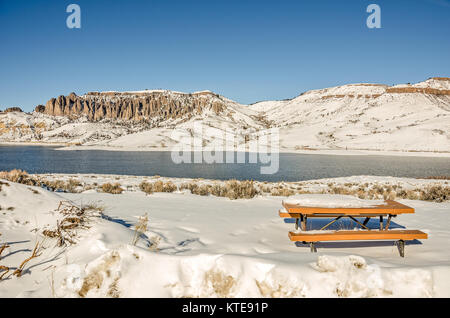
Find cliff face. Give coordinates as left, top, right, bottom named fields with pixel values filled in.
left=41, top=90, right=228, bottom=121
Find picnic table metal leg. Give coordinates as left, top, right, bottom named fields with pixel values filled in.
left=385, top=215, right=392, bottom=230
left=295, top=218, right=299, bottom=230
left=320, top=216, right=342, bottom=230
left=363, top=217, right=371, bottom=226
left=397, top=240, right=405, bottom=257
left=349, top=216, right=370, bottom=230
left=379, top=216, right=384, bottom=231
left=300, top=214, right=306, bottom=231
left=310, top=242, right=317, bottom=253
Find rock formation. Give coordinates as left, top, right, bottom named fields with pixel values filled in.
left=41, top=90, right=229, bottom=122
left=5, top=107, right=23, bottom=113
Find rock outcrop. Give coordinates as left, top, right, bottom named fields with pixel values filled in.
left=34, top=105, right=45, bottom=113
left=5, top=107, right=23, bottom=113
left=41, top=90, right=229, bottom=122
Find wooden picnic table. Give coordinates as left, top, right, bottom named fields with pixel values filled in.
left=279, top=199, right=427, bottom=257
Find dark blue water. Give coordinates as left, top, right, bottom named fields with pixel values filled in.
left=0, top=145, right=449, bottom=182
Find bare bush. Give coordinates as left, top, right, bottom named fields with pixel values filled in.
left=101, top=183, right=123, bottom=194
left=140, top=180, right=177, bottom=195
left=162, top=181, right=177, bottom=192
left=181, top=180, right=259, bottom=199
left=132, top=214, right=148, bottom=246
left=42, top=201, right=101, bottom=246
left=139, top=181, right=154, bottom=194
left=418, top=185, right=450, bottom=202
left=0, top=169, right=39, bottom=186
left=223, top=180, right=258, bottom=199
left=271, top=187, right=295, bottom=197
left=13, top=239, right=46, bottom=277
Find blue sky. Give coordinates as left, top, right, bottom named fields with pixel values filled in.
left=0, top=0, right=449, bottom=111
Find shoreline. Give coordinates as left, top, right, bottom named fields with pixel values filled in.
left=1, top=141, right=450, bottom=158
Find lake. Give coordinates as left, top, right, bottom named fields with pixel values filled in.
left=0, top=145, right=449, bottom=182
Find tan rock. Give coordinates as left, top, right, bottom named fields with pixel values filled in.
left=42, top=91, right=227, bottom=122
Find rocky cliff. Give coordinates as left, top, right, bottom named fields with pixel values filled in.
left=39, top=90, right=229, bottom=122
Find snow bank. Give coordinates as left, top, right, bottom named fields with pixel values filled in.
left=284, top=194, right=385, bottom=208
left=50, top=249, right=435, bottom=298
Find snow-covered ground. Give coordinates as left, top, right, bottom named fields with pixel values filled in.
left=1, top=175, right=449, bottom=298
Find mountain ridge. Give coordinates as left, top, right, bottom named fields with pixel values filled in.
left=1, top=77, right=449, bottom=153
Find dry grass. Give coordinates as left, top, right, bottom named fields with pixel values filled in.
left=78, top=251, right=120, bottom=298
left=271, top=187, right=295, bottom=197
left=0, top=265, right=9, bottom=280
left=28, top=188, right=40, bottom=194
left=0, top=180, right=10, bottom=192
left=204, top=269, right=236, bottom=297
left=180, top=180, right=259, bottom=200
left=149, top=236, right=161, bottom=252
left=0, top=170, right=86, bottom=193
left=40, top=178, right=86, bottom=193
left=0, top=169, right=39, bottom=186
left=419, top=176, right=450, bottom=180
left=223, top=180, right=258, bottom=199
left=42, top=201, right=101, bottom=246
left=100, top=183, right=124, bottom=194
left=319, top=183, right=450, bottom=203
left=131, top=214, right=148, bottom=246
left=0, top=243, right=9, bottom=260
left=13, top=239, right=45, bottom=277
left=417, top=185, right=450, bottom=202
left=140, top=180, right=177, bottom=195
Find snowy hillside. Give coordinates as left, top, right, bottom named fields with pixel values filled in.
left=1, top=78, right=449, bottom=154
left=251, top=78, right=450, bottom=153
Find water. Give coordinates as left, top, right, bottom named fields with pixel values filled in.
left=0, top=145, right=449, bottom=182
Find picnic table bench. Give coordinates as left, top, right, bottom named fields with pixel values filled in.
left=279, top=199, right=427, bottom=257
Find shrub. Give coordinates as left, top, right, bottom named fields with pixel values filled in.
left=210, top=183, right=227, bottom=197
left=193, top=184, right=211, bottom=196
left=180, top=180, right=259, bottom=199
left=140, top=181, right=154, bottom=194
left=140, top=180, right=177, bottom=194
left=419, top=186, right=450, bottom=202
left=101, top=183, right=123, bottom=194
left=224, top=180, right=258, bottom=199
left=152, top=180, right=164, bottom=192
left=162, top=181, right=177, bottom=192
left=41, top=179, right=82, bottom=193
left=271, top=187, right=295, bottom=197
left=0, top=169, right=39, bottom=186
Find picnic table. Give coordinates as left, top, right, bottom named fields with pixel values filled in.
left=279, top=199, right=427, bottom=257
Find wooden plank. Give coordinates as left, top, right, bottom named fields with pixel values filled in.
left=282, top=200, right=414, bottom=215
left=288, top=230, right=428, bottom=242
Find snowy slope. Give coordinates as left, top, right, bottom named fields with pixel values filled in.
left=252, top=79, right=450, bottom=152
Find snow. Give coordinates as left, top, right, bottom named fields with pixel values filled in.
left=284, top=194, right=385, bottom=208
left=1, top=175, right=450, bottom=298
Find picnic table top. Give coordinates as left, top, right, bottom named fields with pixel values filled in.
left=281, top=200, right=414, bottom=216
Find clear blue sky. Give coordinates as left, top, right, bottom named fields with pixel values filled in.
left=1, top=0, right=449, bottom=111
